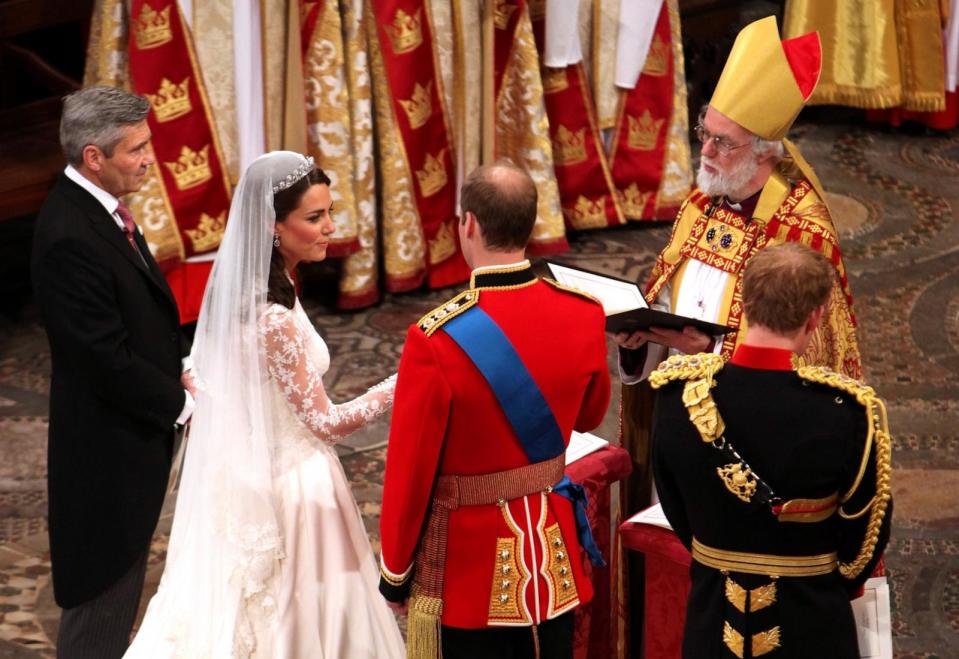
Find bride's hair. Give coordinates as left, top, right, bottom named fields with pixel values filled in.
left=268, top=167, right=332, bottom=309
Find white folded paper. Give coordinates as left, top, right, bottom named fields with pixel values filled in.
left=851, top=576, right=893, bottom=658
left=565, top=430, right=609, bottom=465
left=626, top=502, right=672, bottom=530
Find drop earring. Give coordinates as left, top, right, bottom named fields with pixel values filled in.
left=273, top=234, right=280, bottom=247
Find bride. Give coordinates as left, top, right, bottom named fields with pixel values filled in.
left=125, top=151, right=405, bottom=658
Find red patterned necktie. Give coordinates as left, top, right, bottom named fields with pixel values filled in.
left=116, top=203, right=144, bottom=259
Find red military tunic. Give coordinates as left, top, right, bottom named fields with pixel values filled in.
left=379, top=261, right=611, bottom=629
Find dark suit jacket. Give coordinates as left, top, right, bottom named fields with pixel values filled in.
left=652, top=363, right=891, bottom=659
left=31, top=173, right=189, bottom=608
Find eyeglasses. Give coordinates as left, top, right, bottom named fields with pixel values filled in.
left=694, top=124, right=750, bottom=157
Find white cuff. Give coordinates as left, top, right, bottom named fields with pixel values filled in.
left=181, top=355, right=194, bottom=373
left=379, top=554, right=413, bottom=586
left=176, top=388, right=195, bottom=426
left=618, top=342, right=665, bottom=384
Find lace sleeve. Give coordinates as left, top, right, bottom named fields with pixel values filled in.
left=259, top=306, right=396, bottom=445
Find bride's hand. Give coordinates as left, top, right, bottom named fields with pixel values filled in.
left=369, top=373, right=398, bottom=406
left=385, top=599, right=408, bottom=616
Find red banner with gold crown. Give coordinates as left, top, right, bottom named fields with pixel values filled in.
left=608, top=1, right=674, bottom=221
left=528, top=4, right=624, bottom=231
left=127, top=0, right=232, bottom=260
left=372, top=1, right=468, bottom=289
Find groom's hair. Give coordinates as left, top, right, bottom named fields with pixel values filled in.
left=268, top=167, right=332, bottom=309
left=460, top=160, right=537, bottom=251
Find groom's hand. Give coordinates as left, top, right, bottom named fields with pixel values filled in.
left=385, top=599, right=408, bottom=616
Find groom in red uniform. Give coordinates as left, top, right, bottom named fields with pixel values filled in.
left=379, top=161, right=611, bottom=658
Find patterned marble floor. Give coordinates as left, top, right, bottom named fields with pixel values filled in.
left=1, top=119, right=957, bottom=657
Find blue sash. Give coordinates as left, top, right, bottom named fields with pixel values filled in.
left=442, top=306, right=605, bottom=566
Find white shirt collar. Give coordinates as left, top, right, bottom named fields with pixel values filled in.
left=470, top=259, right=530, bottom=277
left=64, top=165, right=120, bottom=218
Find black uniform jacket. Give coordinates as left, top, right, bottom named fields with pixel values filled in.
left=31, top=173, right=188, bottom=608
left=652, top=345, right=892, bottom=659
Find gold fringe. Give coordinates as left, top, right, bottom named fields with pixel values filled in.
left=407, top=592, right=444, bottom=659
left=901, top=92, right=947, bottom=113
left=809, top=86, right=904, bottom=110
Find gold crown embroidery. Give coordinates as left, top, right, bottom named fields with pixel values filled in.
left=643, top=34, right=668, bottom=76
left=428, top=218, right=456, bottom=265
left=565, top=195, right=607, bottom=229
left=164, top=144, right=212, bottom=190
left=134, top=4, right=173, bottom=50
left=552, top=125, right=587, bottom=166
left=627, top=110, right=665, bottom=151
left=399, top=81, right=433, bottom=129
left=145, top=77, right=192, bottom=123
left=541, top=67, right=568, bottom=94
left=184, top=211, right=226, bottom=252
left=416, top=149, right=448, bottom=197
left=494, top=0, right=518, bottom=29
left=619, top=183, right=653, bottom=217
left=386, top=9, right=423, bottom=54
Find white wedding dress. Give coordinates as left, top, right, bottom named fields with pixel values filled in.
left=125, top=299, right=405, bottom=658
left=125, top=151, right=404, bottom=659
left=256, top=301, right=405, bottom=658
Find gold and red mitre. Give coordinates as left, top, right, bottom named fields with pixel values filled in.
left=710, top=15, right=822, bottom=141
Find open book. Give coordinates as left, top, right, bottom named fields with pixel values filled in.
left=546, top=261, right=734, bottom=337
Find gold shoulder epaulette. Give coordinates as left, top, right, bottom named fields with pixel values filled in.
left=798, top=365, right=892, bottom=581
left=649, top=352, right=725, bottom=390
left=417, top=289, right=479, bottom=337
left=796, top=365, right=874, bottom=403
left=541, top=277, right=601, bottom=305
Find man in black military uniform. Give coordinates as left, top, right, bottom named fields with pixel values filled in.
left=650, top=243, right=892, bottom=658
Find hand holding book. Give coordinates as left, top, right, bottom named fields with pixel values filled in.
left=615, top=325, right=714, bottom=355
left=546, top=261, right=734, bottom=339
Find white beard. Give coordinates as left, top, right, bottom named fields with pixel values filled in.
left=696, top=154, right=759, bottom=199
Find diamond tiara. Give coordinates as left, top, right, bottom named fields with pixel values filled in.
left=272, top=156, right=315, bottom=194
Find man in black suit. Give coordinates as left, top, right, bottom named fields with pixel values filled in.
left=31, top=86, right=195, bottom=659
left=649, top=243, right=892, bottom=658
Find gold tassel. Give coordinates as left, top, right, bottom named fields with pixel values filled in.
left=406, top=593, right=444, bottom=659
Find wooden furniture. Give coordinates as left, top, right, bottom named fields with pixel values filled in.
left=0, top=0, right=94, bottom=223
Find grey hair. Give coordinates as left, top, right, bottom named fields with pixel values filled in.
left=60, top=86, right=150, bottom=166
left=699, top=104, right=785, bottom=162
left=752, top=135, right=785, bottom=161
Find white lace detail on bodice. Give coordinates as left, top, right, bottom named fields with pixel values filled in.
left=259, top=303, right=396, bottom=448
